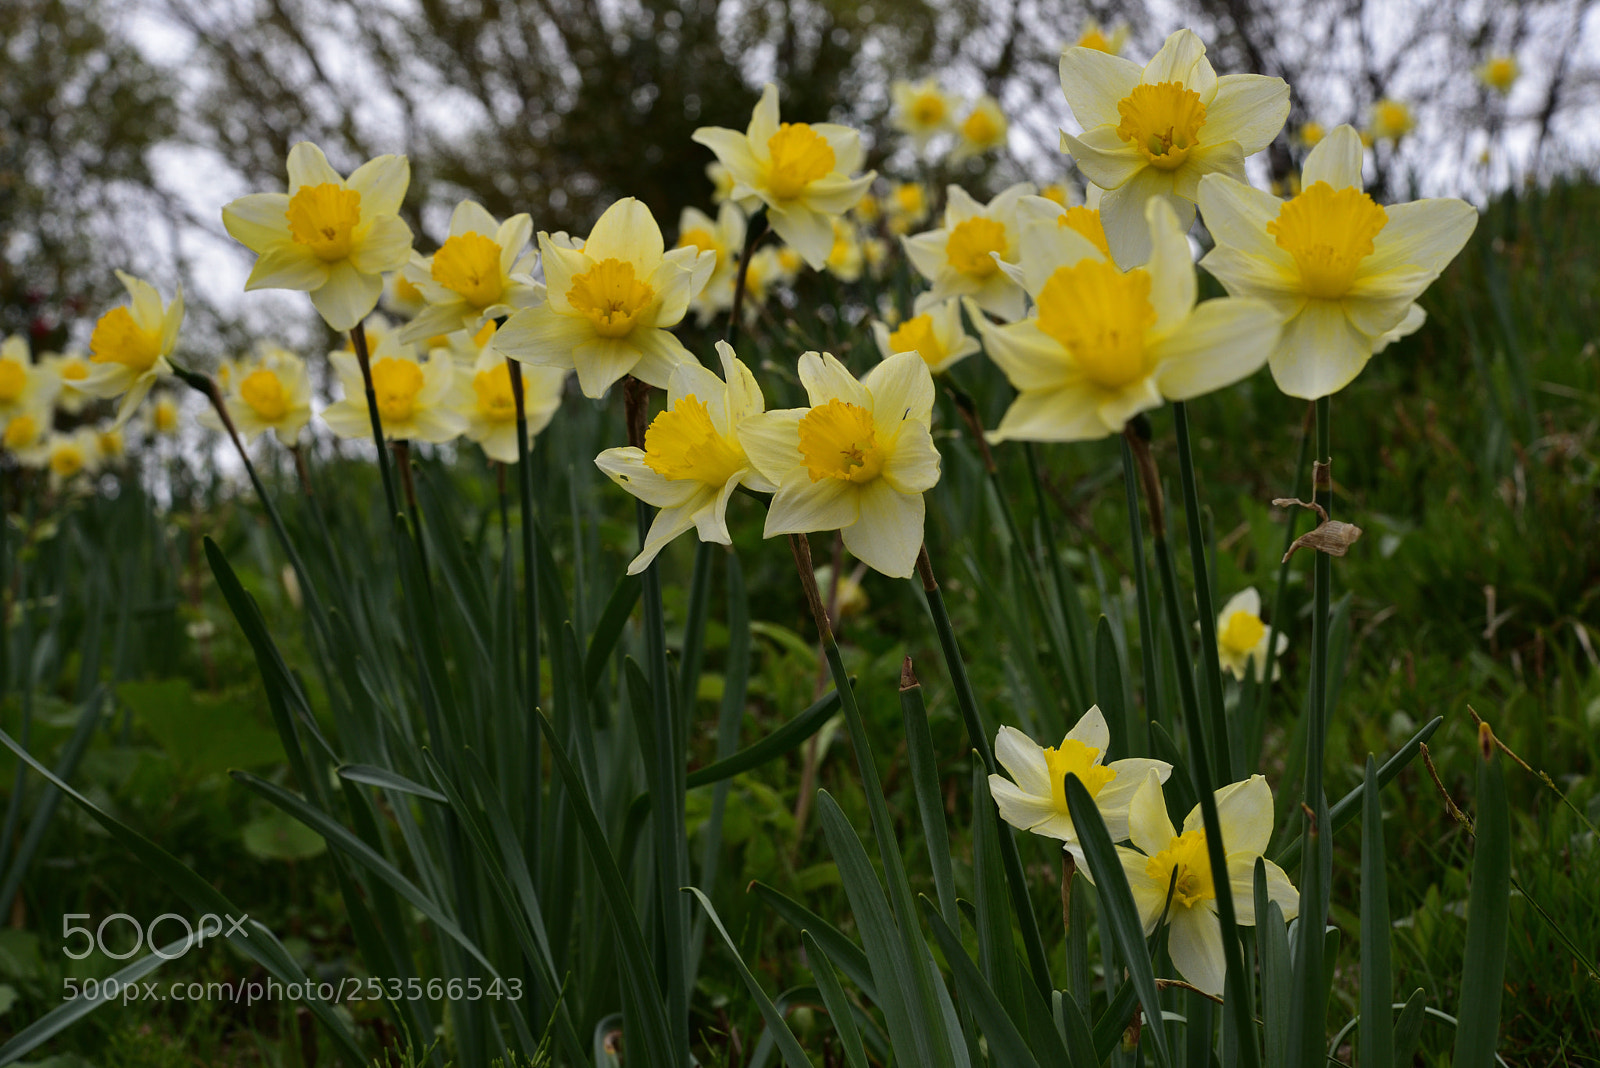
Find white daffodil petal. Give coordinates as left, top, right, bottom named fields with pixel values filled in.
left=1269, top=300, right=1375, bottom=400
left=1168, top=905, right=1227, bottom=996
left=1148, top=297, right=1279, bottom=401
left=842, top=478, right=923, bottom=579
left=994, top=726, right=1053, bottom=797
left=1302, top=125, right=1366, bottom=190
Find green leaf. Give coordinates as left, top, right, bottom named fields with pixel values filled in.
left=902, top=670, right=958, bottom=929
left=1359, top=755, right=1393, bottom=1068
left=1274, top=716, right=1442, bottom=872
left=241, top=810, right=328, bottom=861
left=920, top=901, right=1041, bottom=1068
left=338, top=763, right=448, bottom=803
left=686, top=888, right=810, bottom=1068
left=1452, top=725, right=1512, bottom=1068
left=1255, top=867, right=1291, bottom=1068
left=1392, top=988, right=1427, bottom=1063
left=750, top=882, right=875, bottom=999
left=1063, top=773, right=1172, bottom=1067
left=804, top=930, right=869, bottom=1068
left=685, top=688, right=841, bottom=789
left=117, top=679, right=283, bottom=776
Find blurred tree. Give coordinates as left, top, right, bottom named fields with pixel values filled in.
left=0, top=0, right=177, bottom=349
left=159, top=0, right=988, bottom=245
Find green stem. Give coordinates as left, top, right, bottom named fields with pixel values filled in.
left=1119, top=437, right=1162, bottom=738
left=349, top=322, right=402, bottom=524
left=1252, top=409, right=1311, bottom=763
left=505, top=357, right=543, bottom=922
left=1289, top=395, right=1335, bottom=1068
left=725, top=207, right=769, bottom=350
left=1023, top=443, right=1090, bottom=707
left=1122, top=423, right=1260, bottom=1068
left=1172, top=402, right=1232, bottom=786
left=625, top=377, right=689, bottom=1063
left=915, top=547, right=1054, bottom=998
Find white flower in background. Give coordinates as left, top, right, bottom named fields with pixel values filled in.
left=199, top=344, right=314, bottom=445
left=950, top=95, right=1009, bottom=161
left=825, top=218, right=864, bottom=283
left=1112, top=772, right=1298, bottom=996
left=81, top=271, right=183, bottom=427
left=870, top=297, right=980, bottom=375
left=707, top=162, right=736, bottom=204
left=1213, top=588, right=1289, bottom=681
left=693, top=83, right=876, bottom=269
left=221, top=142, right=414, bottom=331
left=676, top=202, right=747, bottom=326
left=1197, top=124, right=1477, bottom=399
left=2, top=406, right=51, bottom=467
left=494, top=198, right=715, bottom=398
left=596, top=342, right=774, bottom=574
left=989, top=706, right=1173, bottom=857
left=0, top=336, right=60, bottom=424
left=399, top=200, right=540, bottom=343
left=891, top=78, right=959, bottom=148
left=448, top=349, right=566, bottom=465
left=738, top=351, right=940, bottom=579
left=45, top=427, right=105, bottom=489
left=39, top=350, right=95, bottom=414
left=1059, top=29, right=1289, bottom=266
left=322, top=329, right=464, bottom=443
left=903, top=182, right=1035, bottom=321
left=884, top=181, right=932, bottom=235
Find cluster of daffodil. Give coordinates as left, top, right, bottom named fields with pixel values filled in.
left=989, top=707, right=1298, bottom=995
left=0, top=274, right=189, bottom=491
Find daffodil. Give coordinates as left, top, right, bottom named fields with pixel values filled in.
left=45, top=428, right=104, bottom=489
left=448, top=350, right=566, bottom=465
left=1213, top=588, right=1288, bottom=681
left=96, top=423, right=126, bottom=462
left=493, top=198, right=715, bottom=399
left=871, top=298, right=979, bottom=375
left=891, top=78, right=959, bottom=147
left=677, top=202, right=747, bottom=326
left=2, top=406, right=51, bottom=465
left=199, top=344, right=314, bottom=445
left=322, top=329, right=464, bottom=443
left=382, top=269, right=428, bottom=319
left=853, top=191, right=882, bottom=226
left=1297, top=121, right=1326, bottom=148
left=1368, top=99, right=1414, bottom=142
left=1112, top=772, right=1298, bottom=996
left=814, top=564, right=869, bottom=618
left=1196, top=124, right=1478, bottom=399
left=862, top=236, right=891, bottom=277
left=40, top=350, right=95, bottom=414
left=81, top=271, right=183, bottom=426
left=1477, top=56, right=1519, bottom=94
left=903, top=182, right=1035, bottom=321
left=738, top=351, right=940, bottom=579
left=1059, top=29, right=1290, bottom=267
left=825, top=219, right=864, bottom=282
left=144, top=394, right=181, bottom=438
left=1074, top=18, right=1128, bottom=54
left=988, top=707, right=1172, bottom=854
left=222, top=142, right=414, bottom=331
left=885, top=182, right=932, bottom=235
left=738, top=246, right=784, bottom=315
left=692, top=83, right=876, bottom=269
left=971, top=198, right=1280, bottom=442
left=442, top=319, right=504, bottom=368
left=1039, top=184, right=1072, bottom=207
left=707, top=162, right=736, bottom=204
left=0, top=336, right=61, bottom=424
left=950, top=96, right=1009, bottom=161
left=399, top=200, right=540, bottom=343
left=596, top=342, right=774, bottom=574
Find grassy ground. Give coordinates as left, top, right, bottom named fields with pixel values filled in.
left=2, top=179, right=1597, bottom=1065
